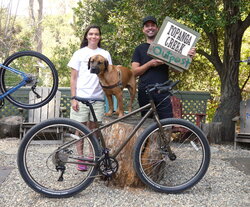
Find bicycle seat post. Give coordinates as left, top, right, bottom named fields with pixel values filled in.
left=145, top=87, right=161, bottom=121
left=86, top=102, right=98, bottom=123
left=87, top=101, right=106, bottom=148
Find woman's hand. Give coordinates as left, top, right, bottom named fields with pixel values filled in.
left=71, top=99, right=79, bottom=112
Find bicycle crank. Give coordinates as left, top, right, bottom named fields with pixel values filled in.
left=98, top=157, right=119, bottom=177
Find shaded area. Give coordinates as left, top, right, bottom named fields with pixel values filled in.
left=223, top=157, right=250, bottom=175
left=0, top=166, right=14, bottom=184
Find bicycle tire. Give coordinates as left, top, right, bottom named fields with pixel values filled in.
left=17, top=118, right=101, bottom=198
left=133, top=118, right=210, bottom=193
left=0, top=50, right=58, bottom=109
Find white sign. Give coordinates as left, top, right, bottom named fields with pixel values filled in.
left=147, top=17, right=200, bottom=72
left=157, top=22, right=196, bottom=56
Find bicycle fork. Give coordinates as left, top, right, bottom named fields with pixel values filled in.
left=151, top=99, right=177, bottom=161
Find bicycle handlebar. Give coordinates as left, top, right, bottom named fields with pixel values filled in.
left=157, top=81, right=179, bottom=94
left=146, top=80, right=179, bottom=94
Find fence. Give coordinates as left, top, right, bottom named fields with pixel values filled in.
left=0, top=88, right=211, bottom=124
left=0, top=88, right=71, bottom=121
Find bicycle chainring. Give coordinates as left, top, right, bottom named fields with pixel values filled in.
left=98, top=157, right=119, bottom=177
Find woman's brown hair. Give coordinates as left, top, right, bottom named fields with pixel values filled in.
left=80, top=25, right=102, bottom=48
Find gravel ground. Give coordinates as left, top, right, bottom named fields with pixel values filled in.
left=0, top=137, right=249, bottom=207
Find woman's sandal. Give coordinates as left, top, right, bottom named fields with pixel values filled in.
left=77, top=160, right=88, bottom=171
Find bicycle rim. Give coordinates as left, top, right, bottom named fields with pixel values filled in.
left=134, top=119, right=210, bottom=193
left=17, top=119, right=101, bottom=198
left=0, top=51, right=58, bottom=109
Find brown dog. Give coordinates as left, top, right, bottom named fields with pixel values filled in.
left=88, top=54, right=136, bottom=117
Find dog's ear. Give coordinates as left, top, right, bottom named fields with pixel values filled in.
left=104, top=60, right=109, bottom=71
left=88, top=58, right=91, bottom=69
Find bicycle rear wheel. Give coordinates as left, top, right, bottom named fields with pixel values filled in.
left=17, top=118, right=101, bottom=198
left=0, top=50, right=58, bottom=109
left=133, top=118, right=210, bottom=193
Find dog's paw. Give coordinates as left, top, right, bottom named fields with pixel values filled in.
left=118, top=112, right=124, bottom=117
left=104, top=112, right=112, bottom=117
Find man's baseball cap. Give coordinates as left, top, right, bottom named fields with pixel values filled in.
left=142, top=16, right=157, bottom=26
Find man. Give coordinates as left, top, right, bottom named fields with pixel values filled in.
left=132, top=16, right=196, bottom=119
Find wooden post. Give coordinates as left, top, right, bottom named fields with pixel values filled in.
left=201, top=122, right=224, bottom=144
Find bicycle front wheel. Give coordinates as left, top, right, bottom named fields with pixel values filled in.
left=0, top=50, right=58, bottom=109
left=17, top=118, right=101, bottom=198
left=133, top=118, right=210, bottom=193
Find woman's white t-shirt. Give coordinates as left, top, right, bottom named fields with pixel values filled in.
left=68, top=47, right=112, bottom=99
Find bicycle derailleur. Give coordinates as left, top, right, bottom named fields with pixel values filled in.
left=52, top=148, right=73, bottom=181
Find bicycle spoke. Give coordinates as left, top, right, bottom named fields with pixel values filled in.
left=18, top=119, right=101, bottom=197
left=134, top=119, right=210, bottom=193
left=1, top=51, right=58, bottom=109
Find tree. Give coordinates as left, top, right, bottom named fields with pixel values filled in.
left=0, top=0, right=33, bottom=61
left=72, top=0, right=250, bottom=142
left=166, top=0, right=250, bottom=142
left=29, top=0, right=43, bottom=53
left=0, top=0, right=20, bottom=59
left=141, top=0, right=250, bottom=142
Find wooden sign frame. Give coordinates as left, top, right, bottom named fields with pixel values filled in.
left=147, top=16, right=200, bottom=72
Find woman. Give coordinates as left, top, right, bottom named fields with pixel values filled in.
left=68, top=25, right=112, bottom=171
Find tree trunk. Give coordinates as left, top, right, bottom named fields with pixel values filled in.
left=101, top=116, right=155, bottom=188
left=29, top=0, right=43, bottom=53
left=0, top=1, right=19, bottom=58
left=213, top=1, right=243, bottom=142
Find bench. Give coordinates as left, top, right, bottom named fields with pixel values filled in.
left=232, top=99, right=250, bottom=149
left=19, top=88, right=65, bottom=139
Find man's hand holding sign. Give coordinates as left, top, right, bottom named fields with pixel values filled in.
left=147, top=16, right=200, bottom=72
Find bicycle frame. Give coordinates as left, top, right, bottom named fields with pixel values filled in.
left=0, top=63, right=29, bottom=100
left=57, top=93, right=173, bottom=164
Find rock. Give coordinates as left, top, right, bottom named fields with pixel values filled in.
left=0, top=116, right=23, bottom=138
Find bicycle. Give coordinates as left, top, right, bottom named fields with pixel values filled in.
left=0, top=50, right=58, bottom=109
left=17, top=80, right=211, bottom=198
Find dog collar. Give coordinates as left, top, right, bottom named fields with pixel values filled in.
left=100, top=69, right=123, bottom=89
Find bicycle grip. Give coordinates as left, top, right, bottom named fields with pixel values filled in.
left=157, top=81, right=179, bottom=94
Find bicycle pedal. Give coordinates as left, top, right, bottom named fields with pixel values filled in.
left=103, top=176, right=112, bottom=186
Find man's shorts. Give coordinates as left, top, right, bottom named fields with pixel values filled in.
left=70, top=101, right=104, bottom=122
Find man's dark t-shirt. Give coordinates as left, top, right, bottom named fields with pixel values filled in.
left=132, top=43, right=169, bottom=89
left=132, top=43, right=172, bottom=119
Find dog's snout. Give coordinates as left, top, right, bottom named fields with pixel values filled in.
left=90, top=66, right=100, bottom=74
